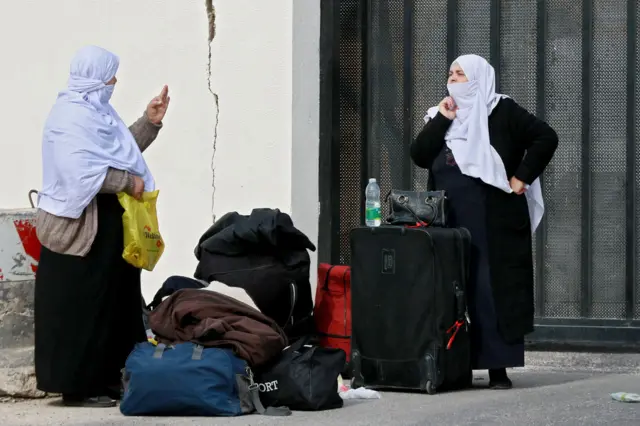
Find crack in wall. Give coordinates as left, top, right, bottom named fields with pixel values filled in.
left=206, top=0, right=219, bottom=223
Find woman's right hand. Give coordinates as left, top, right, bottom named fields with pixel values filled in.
left=438, top=97, right=458, bottom=120
left=132, top=176, right=145, bottom=200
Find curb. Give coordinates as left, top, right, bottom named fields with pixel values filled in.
left=525, top=351, right=640, bottom=374
left=0, top=209, right=40, bottom=398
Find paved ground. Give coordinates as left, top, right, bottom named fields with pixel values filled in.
left=2, top=368, right=639, bottom=426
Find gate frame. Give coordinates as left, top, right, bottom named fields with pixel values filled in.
left=318, top=0, right=640, bottom=351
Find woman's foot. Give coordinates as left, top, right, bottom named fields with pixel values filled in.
left=488, top=368, right=512, bottom=390
left=62, top=394, right=117, bottom=408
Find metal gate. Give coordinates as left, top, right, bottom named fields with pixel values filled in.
left=318, top=0, right=640, bottom=349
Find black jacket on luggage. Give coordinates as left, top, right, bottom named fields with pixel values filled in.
left=194, top=208, right=315, bottom=339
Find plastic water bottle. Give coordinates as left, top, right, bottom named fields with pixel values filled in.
left=365, top=178, right=381, bottom=227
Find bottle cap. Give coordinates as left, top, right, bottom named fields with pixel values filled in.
left=369, top=178, right=376, bottom=183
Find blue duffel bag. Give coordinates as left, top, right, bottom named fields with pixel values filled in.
left=120, top=342, right=291, bottom=417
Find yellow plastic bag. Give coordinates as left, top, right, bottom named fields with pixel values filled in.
left=117, top=190, right=165, bottom=271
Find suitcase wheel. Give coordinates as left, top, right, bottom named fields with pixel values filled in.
left=426, top=380, right=436, bottom=395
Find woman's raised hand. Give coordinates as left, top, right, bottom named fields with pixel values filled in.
left=438, top=96, right=458, bottom=120
left=146, top=85, right=170, bottom=125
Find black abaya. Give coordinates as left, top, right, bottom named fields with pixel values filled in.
left=411, top=98, right=558, bottom=342
left=35, top=194, right=146, bottom=396
left=431, top=146, right=524, bottom=370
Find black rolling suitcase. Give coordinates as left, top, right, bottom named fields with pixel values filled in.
left=349, top=226, right=472, bottom=395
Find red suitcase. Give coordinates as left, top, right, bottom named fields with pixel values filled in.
left=315, top=264, right=352, bottom=363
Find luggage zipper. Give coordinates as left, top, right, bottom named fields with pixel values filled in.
left=446, top=281, right=469, bottom=350
left=286, top=282, right=297, bottom=327
left=342, top=269, right=349, bottom=337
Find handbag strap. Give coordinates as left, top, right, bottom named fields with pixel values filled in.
left=245, top=366, right=292, bottom=416
left=388, top=191, right=433, bottom=227
left=249, top=386, right=292, bottom=416
left=404, top=203, right=429, bottom=227
left=398, top=198, right=429, bottom=227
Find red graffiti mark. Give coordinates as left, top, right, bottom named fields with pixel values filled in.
left=0, top=267, right=4, bottom=281
left=13, top=219, right=41, bottom=275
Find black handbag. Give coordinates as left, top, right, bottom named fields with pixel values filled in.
left=386, top=190, right=448, bottom=227
left=254, top=336, right=345, bottom=411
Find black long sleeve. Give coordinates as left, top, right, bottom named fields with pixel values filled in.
left=507, top=99, right=559, bottom=184
left=410, top=112, right=452, bottom=169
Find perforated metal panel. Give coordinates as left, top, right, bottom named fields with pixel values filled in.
left=635, top=4, right=640, bottom=318
left=498, top=0, right=539, bottom=310
left=330, top=0, right=640, bottom=329
left=411, top=1, right=448, bottom=191
left=590, top=2, right=628, bottom=319
left=456, top=0, right=491, bottom=58
left=337, top=0, right=363, bottom=265
left=368, top=1, right=406, bottom=209
left=498, top=1, right=537, bottom=111
left=540, top=0, right=583, bottom=318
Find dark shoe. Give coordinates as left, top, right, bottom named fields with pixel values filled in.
left=488, top=368, right=513, bottom=390
left=62, top=395, right=117, bottom=408
left=489, top=377, right=513, bottom=389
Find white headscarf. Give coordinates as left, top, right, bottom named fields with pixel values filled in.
left=38, top=45, right=155, bottom=219
left=425, top=54, right=543, bottom=234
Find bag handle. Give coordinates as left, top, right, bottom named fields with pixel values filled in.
left=401, top=198, right=429, bottom=227
left=388, top=191, right=430, bottom=227
left=322, top=265, right=336, bottom=290
left=28, top=189, right=38, bottom=208
left=321, top=266, right=349, bottom=297
left=151, top=343, right=204, bottom=360
left=245, top=366, right=292, bottom=416
left=249, top=387, right=292, bottom=416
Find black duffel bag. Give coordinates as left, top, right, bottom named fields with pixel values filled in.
left=254, top=336, right=345, bottom=411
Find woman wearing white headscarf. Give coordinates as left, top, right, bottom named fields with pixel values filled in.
left=34, top=46, right=170, bottom=407
left=411, top=54, right=557, bottom=389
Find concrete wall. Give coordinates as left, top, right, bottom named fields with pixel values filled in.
left=0, top=210, right=40, bottom=396
left=0, top=0, right=320, bottom=302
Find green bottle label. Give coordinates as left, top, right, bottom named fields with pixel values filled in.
left=366, top=206, right=381, bottom=221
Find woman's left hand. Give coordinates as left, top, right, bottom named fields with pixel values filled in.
left=146, top=85, right=170, bottom=125
left=510, top=177, right=526, bottom=195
